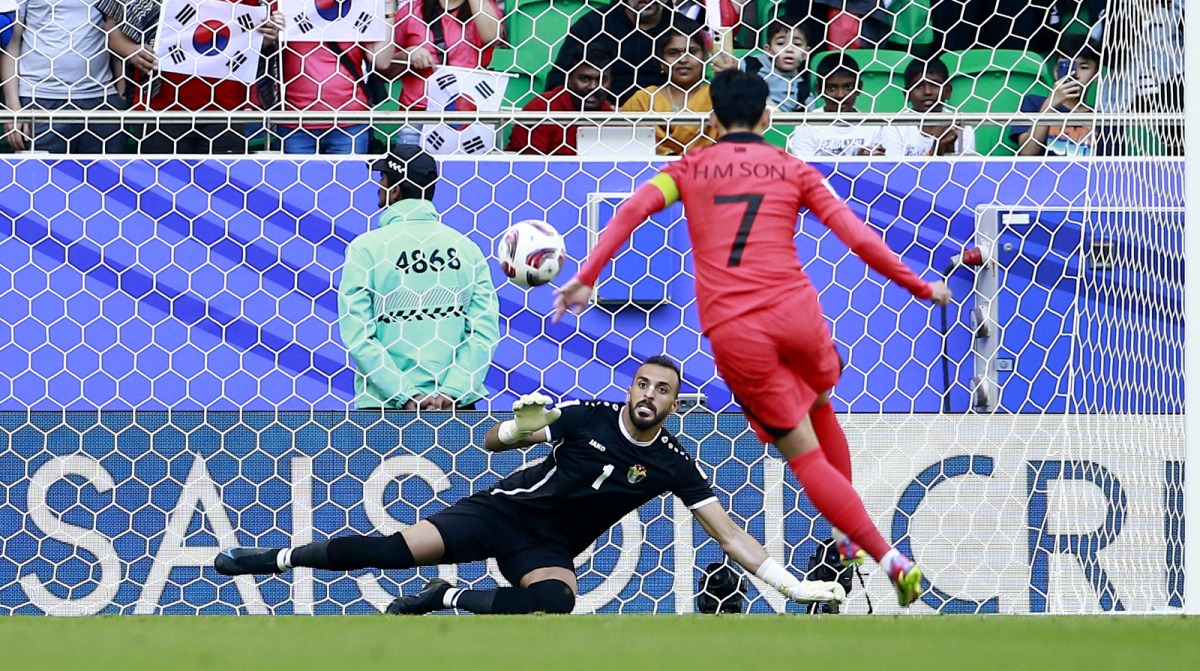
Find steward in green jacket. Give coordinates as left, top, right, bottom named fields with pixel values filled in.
left=338, top=145, right=500, bottom=410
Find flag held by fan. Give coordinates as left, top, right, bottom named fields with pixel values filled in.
left=421, top=66, right=512, bottom=155
left=280, top=0, right=388, bottom=43
left=155, top=0, right=266, bottom=84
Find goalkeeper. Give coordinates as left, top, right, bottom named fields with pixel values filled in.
left=215, top=355, right=845, bottom=614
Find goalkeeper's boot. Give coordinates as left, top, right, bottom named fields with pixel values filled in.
left=387, top=578, right=452, bottom=615
left=836, top=537, right=867, bottom=567
left=214, top=547, right=284, bottom=576
left=887, top=554, right=924, bottom=608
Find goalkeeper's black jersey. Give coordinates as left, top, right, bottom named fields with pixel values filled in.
left=484, top=400, right=718, bottom=555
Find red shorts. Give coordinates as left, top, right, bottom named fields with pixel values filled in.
left=706, top=296, right=842, bottom=443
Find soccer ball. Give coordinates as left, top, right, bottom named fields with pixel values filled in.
left=497, top=220, right=566, bottom=287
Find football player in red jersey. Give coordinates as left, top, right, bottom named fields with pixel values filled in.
left=554, top=69, right=952, bottom=607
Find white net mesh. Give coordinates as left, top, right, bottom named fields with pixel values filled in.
left=0, top=0, right=1188, bottom=615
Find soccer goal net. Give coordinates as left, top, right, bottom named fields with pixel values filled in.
left=0, top=0, right=1191, bottom=615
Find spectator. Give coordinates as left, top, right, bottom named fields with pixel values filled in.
left=100, top=1, right=284, bottom=155
left=339, top=144, right=499, bottom=411
left=1, top=0, right=128, bottom=154
left=548, top=0, right=702, bottom=105
left=674, top=0, right=748, bottom=46
left=712, top=16, right=812, bottom=112
left=878, top=55, right=975, bottom=157
left=384, top=0, right=503, bottom=146
left=506, top=45, right=613, bottom=156
left=788, top=53, right=883, bottom=157
left=780, top=0, right=890, bottom=49
left=279, top=1, right=397, bottom=154
left=1010, top=35, right=1106, bottom=157
left=621, top=28, right=713, bottom=156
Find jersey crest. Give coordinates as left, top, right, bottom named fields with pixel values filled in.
left=627, top=464, right=647, bottom=484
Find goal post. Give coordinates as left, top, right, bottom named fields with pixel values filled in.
left=1183, top=0, right=1200, bottom=618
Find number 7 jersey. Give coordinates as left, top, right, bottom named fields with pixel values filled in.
left=576, top=133, right=932, bottom=333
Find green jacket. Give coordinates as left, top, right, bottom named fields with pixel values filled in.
left=338, top=199, right=500, bottom=409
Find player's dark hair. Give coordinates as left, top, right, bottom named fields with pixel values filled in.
left=569, top=44, right=614, bottom=73
left=710, top=69, right=769, bottom=129
left=817, top=52, right=861, bottom=83
left=642, top=355, right=682, bottom=391
left=1057, top=33, right=1102, bottom=66
left=902, top=55, right=950, bottom=89
left=655, top=28, right=710, bottom=62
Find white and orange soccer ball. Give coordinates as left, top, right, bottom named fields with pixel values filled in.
left=497, top=219, right=566, bottom=287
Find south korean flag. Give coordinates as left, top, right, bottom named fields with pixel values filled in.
left=421, top=66, right=511, bottom=155
left=155, top=0, right=266, bottom=84
left=425, top=66, right=510, bottom=113
left=422, top=123, right=497, bottom=156
left=280, top=0, right=387, bottom=43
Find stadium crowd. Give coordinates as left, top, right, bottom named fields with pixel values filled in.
left=0, top=0, right=1182, bottom=157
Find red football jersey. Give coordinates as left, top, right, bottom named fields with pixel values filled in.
left=576, top=134, right=933, bottom=332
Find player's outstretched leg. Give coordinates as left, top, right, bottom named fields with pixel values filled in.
left=811, top=399, right=866, bottom=567
left=387, top=578, right=576, bottom=616
left=215, top=532, right=420, bottom=576
left=777, top=416, right=924, bottom=607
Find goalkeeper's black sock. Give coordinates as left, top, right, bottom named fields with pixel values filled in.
left=284, top=533, right=415, bottom=571
left=444, top=580, right=575, bottom=615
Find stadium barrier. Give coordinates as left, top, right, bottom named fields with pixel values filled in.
left=0, top=411, right=1182, bottom=615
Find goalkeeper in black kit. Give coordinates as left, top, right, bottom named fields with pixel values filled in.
left=215, top=355, right=845, bottom=614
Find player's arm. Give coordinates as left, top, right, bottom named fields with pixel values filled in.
left=483, top=393, right=562, bottom=452
left=692, top=502, right=845, bottom=605
left=551, top=173, right=679, bottom=322
left=802, top=170, right=951, bottom=305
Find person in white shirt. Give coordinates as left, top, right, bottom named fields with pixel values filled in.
left=878, top=55, right=976, bottom=157
left=788, top=53, right=884, bottom=158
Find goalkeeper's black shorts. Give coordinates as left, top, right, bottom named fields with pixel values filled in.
left=426, top=493, right=575, bottom=585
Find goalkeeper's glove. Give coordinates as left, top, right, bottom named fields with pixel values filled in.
left=781, top=580, right=847, bottom=611
left=497, top=393, right=561, bottom=444
left=755, top=557, right=846, bottom=611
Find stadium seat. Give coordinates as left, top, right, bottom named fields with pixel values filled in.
left=943, top=49, right=1047, bottom=155
left=887, top=0, right=935, bottom=54
left=507, top=0, right=599, bottom=93
left=490, top=48, right=539, bottom=109
left=808, top=49, right=911, bottom=113
left=763, top=124, right=793, bottom=149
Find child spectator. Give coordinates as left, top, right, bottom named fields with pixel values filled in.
left=506, top=45, right=613, bottom=156
left=788, top=53, right=883, bottom=157
left=100, top=0, right=285, bottom=154
left=620, top=28, right=714, bottom=155
left=1010, top=35, right=1107, bottom=156
left=1, top=0, right=127, bottom=154
left=384, top=0, right=503, bottom=146
left=280, top=0, right=398, bottom=154
left=878, top=55, right=976, bottom=157
left=712, top=16, right=811, bottom=112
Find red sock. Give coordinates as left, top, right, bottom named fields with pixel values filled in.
left=812, top=403, right=851, bottom=482
left=787, top=449, right=891, bottom=561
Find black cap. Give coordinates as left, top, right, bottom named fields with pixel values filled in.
left=371, top=143, right=438, bottom=189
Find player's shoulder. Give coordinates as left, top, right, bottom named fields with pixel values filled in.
left=650, top=428, right=695, bottom=463
left=557, top=398, right=620, bottom=420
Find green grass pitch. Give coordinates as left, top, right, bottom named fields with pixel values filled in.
left=2, top=615, right=1198, bottom=671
